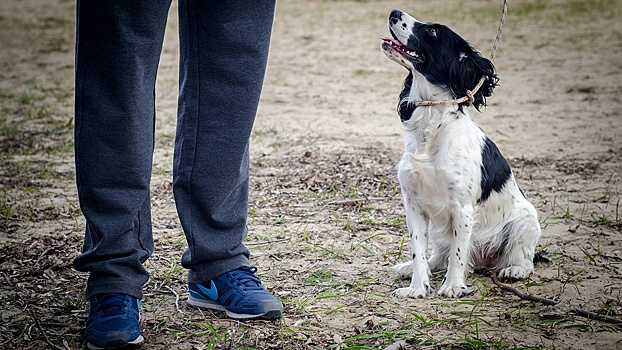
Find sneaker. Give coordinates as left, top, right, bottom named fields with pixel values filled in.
left=85, top=294, right=144, bottom=349
left=187, top=266, right=283, bottom=320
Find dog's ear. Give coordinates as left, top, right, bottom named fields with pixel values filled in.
left=398, top=73, right=414, bottom=121
left=449, top=51, right=499, bottom=111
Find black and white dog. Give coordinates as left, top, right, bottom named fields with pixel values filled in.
left=381, top=10, right=541, bottom=298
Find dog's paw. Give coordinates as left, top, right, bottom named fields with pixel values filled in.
left=393, top=261, right=414, bottom=279
left=498, top=266, right=532, bottom=280
left=392, top=286, right=430, bottom=299
left=437, top=282, right=473, bottom=298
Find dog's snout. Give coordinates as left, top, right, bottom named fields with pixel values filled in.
left=389, top=9, right=403, bottom=25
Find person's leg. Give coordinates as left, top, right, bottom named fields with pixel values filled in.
left=73, top=0, right=171, bottom=300
left=176, top=0, right=282, bottom=320
left=174, top=0, right=276, bottom=283
left=74, top=1, right=172, bottom=347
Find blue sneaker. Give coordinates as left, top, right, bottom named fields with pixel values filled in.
left=85, top=294, right=144, bottom=349
left=188, top=266, right=283, bottom=320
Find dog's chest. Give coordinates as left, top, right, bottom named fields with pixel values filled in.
left=400, top=113, right=485, bottom=208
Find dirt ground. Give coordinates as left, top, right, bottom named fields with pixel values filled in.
left=1, top=0, right=621, bottom=349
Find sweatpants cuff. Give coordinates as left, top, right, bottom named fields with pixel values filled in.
left=86, top=280, right=146, bottom=300
left=186, top=255, right=251, bottom=284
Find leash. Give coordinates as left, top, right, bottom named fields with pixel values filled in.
left=415, top=0, right=508, bottom=107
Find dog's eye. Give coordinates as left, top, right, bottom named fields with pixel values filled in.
left=427, top=28, right=437, bottom=37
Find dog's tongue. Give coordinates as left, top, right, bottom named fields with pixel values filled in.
left=381, top=37, right=404, bottom=47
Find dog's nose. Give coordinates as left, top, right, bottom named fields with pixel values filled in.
left=389, top=9, right=402, bottom=25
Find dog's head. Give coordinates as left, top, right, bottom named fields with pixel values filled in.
left=381, top=10, right=498, bottom=110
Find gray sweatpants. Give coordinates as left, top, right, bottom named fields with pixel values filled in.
left=73, top=0, right=276, bottom=299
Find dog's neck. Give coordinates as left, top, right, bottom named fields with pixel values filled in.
left=411, top=72, right=449, bottom=104
left=400, top=72, right=474, bottom=152
left=400, top=72, right=458, bottom=128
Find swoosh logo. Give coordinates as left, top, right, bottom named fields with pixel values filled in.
left=196, top=281, right=218, bottom=300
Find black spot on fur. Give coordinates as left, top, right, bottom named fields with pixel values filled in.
left=534, top=250, right=550, bottom=264
left=398, top=73, right=415, bottom=122
left=478, top=137, right=511, bottom=203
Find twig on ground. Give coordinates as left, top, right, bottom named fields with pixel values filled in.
left=164, top=285, right=185, bottom=314
left=490, top=273, right=622, bottom=325
left=382, top=340, right=407, bottom=350
left=34, top=247, right=53, bottom=267
left=383, top=341, right=453, bottom=350
left=4, top=273, right=68, bottom=349
left=246, top=238, right=291, bottom=246
left=29, top=309, right=67, bottom=350
left=326, top=197, right=388, bottom=206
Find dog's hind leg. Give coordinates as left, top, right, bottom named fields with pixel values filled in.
left=498, top=204, right=541, bottom=280
left=395, top=235, right=448, bottom=277
left=394, top=260, right=413, bottom=278
left=427, top=243, right=449, bottom=273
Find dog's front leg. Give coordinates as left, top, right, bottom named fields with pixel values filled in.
left=438, top=203, right=474, bottom=298
left=393, top=191, right=431, bottom=299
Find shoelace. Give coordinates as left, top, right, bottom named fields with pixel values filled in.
left=92, top=294, right=132, bottom=317
left=226, top=266, right=264, bottom=290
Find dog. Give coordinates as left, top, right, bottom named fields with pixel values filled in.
left=381, top=9, right=541, bottom=298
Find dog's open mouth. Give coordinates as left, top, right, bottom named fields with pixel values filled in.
left=381, top=36, right=424, bottom=64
